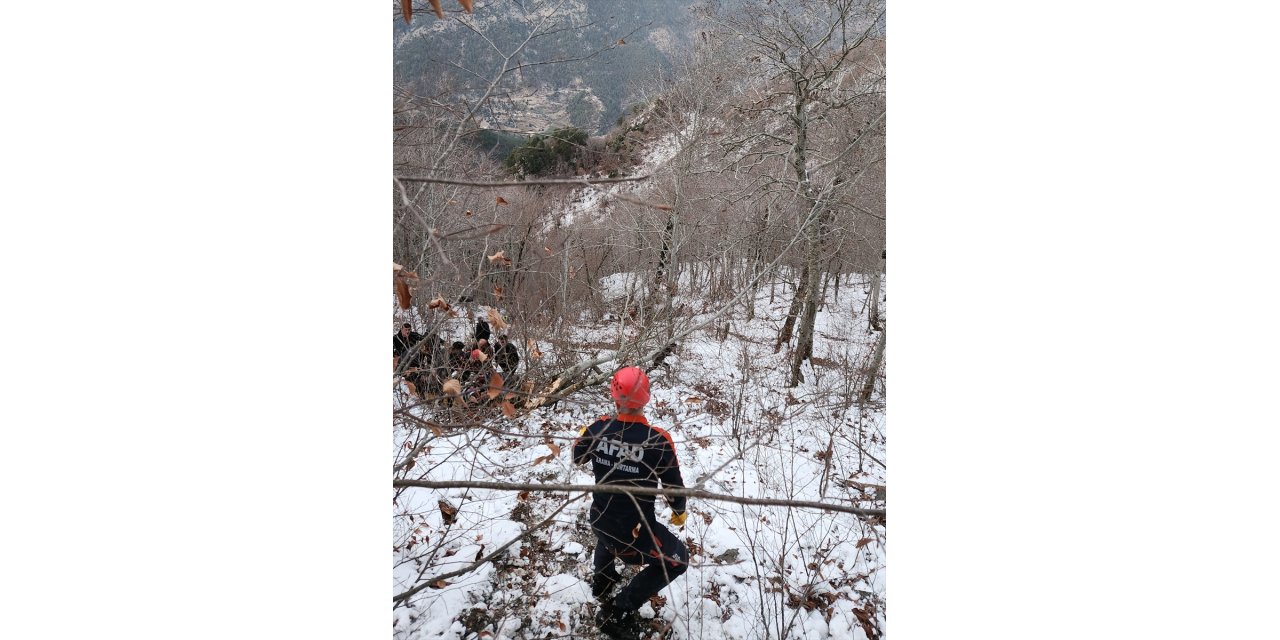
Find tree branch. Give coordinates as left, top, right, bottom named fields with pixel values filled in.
left=392, top=478, right=886, bottom=519
left=394, top=174, right=652, bottom=187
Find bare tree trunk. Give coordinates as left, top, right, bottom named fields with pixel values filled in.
left=774, top=266, right=806, bottom=353
left=868, top=249, right=885, bottom=331
left=787, top=214, right=822, bottom=386
left=859, top=324, right=886, bottom=403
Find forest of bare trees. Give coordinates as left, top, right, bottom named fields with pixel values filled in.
left=393, top=1, right=886, bottom=638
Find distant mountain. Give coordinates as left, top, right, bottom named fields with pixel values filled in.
left=393, top=0, right=697, bottom=136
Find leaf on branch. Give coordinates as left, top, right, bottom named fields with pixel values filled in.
left=631, top=523, right=642, bottom=539
left=400, top=0, right=412, bottom=24
left=428, top=296, right=451, bottom=312
left=617, top=38, right=626, bottom=45
left=442, top=379, right=462, bottom=397
left=556, top=620, right=566, bottom=632
left=395, top=278, right=412, bottom=310
left=428, top=579, right=449, bottom=589
left=438, top=500, right=458, bottom=525
left=530, top=441, right=560, bottom=466
left=495, top=196, right=509, bottom=205
left=526, top=341, right=542, bottom=359
left=655, top=204, right=674, bottom=211
left=487, top=307, right=508, bottom=330
left=428, top=0, right=444, bottom=19
left=464, top=209, right=474, bottom=217
left=487, top=251, right=512, bottom=267
left=493, top=285, right=504, bottom=301
left=500, top=401, right=517, bottom=417
left=428, top=423, right=443, bottom=437
left=486, top=373, right=504, bottom=400
left=517, top=490, right=530, bottom=501
left=855, top=537, right=873, bottom=549
left=393, top=261, right=404, bottom=271
left=474, top=545, right=485, bottom=562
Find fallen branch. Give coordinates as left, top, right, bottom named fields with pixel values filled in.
left=393, top=478, right=885, bottom=519
left=392, top=493, right=587, bottom=605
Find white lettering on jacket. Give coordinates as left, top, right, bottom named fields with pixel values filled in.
left=592, top=437, right=645, bottom=462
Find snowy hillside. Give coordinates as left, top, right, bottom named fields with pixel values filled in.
left=392, top=270, right=887, bottom=640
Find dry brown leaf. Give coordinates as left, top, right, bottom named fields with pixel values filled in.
left=428, top=579, right=448, bottom=589
left=617, top=38, right=626, bottom=45
left=556, top=621, right=566, bottom=632
left=464, top=209, right=474, bottom=217
left=428, top=0, right=444, bottom=19
left=546, top=441, right=562, bottom=458
left=393, top=261, right=404, bottom=271
left=500, top=400, right=516, bottom=417
left=855, top=537, right=873, bottom=549
left=395, top=278, right=411, bottom=310
left=438, top=500, right=458, bottom=525
left=656, top=204, right=674, bottom=211
left=517, top=490, right=530, bottom=501
left=486, top=373, right=504, bottom=400
left=400, top=0, right=412, bottom=24
left=493, top=285, right=504, bottom=301
left=495, top=196, right=509, bottom=205
left=458, top=0, right=474, bottom=13
left=427, top=296, right=451, bottom=312
left=428, top=423, right=443, bottom=437
left=486, top=307, right=508, bottom=330
left=631, top=523, right=642, bottom=539
left=487, top=250, right=512, bottom=267
left=442, top=378, right=462, bottom=397
left=544, top=246, right=554, bottom=255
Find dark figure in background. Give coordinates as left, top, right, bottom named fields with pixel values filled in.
left=393, top=323, right=423, bottom=370
left=474, top=317, right=491, bottom=343
left=494, top=335, right=520, bottom=374
left=447, top=341, right=467, bottom=376
left=572, top=367, right=689, bottom=638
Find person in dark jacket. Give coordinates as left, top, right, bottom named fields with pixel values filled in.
left=474, top=317, right=491, bottom=343
left=572, top=366, right=688, bottom=636
left=493, top=334, right=520, bottom=373
left=393, top=323, right=423, bottom=370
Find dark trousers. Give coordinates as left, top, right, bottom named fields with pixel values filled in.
left=591, top=522, right=688, bottom=611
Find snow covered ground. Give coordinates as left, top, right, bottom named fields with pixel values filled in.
left=393, top=271, right=887, bottom=639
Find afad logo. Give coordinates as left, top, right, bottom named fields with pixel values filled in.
left=592, top=437, right=644, bottom=463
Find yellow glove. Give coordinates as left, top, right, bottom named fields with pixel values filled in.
left=670, top=511, right=688, bottom=527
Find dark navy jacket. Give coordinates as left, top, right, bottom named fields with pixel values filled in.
left=573, top=413, right=686, bottom=536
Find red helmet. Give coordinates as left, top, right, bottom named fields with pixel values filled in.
left=610, top=366, right=650, bottom=409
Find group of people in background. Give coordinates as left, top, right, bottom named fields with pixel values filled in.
left=393, top=317, right=521, bottom=402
